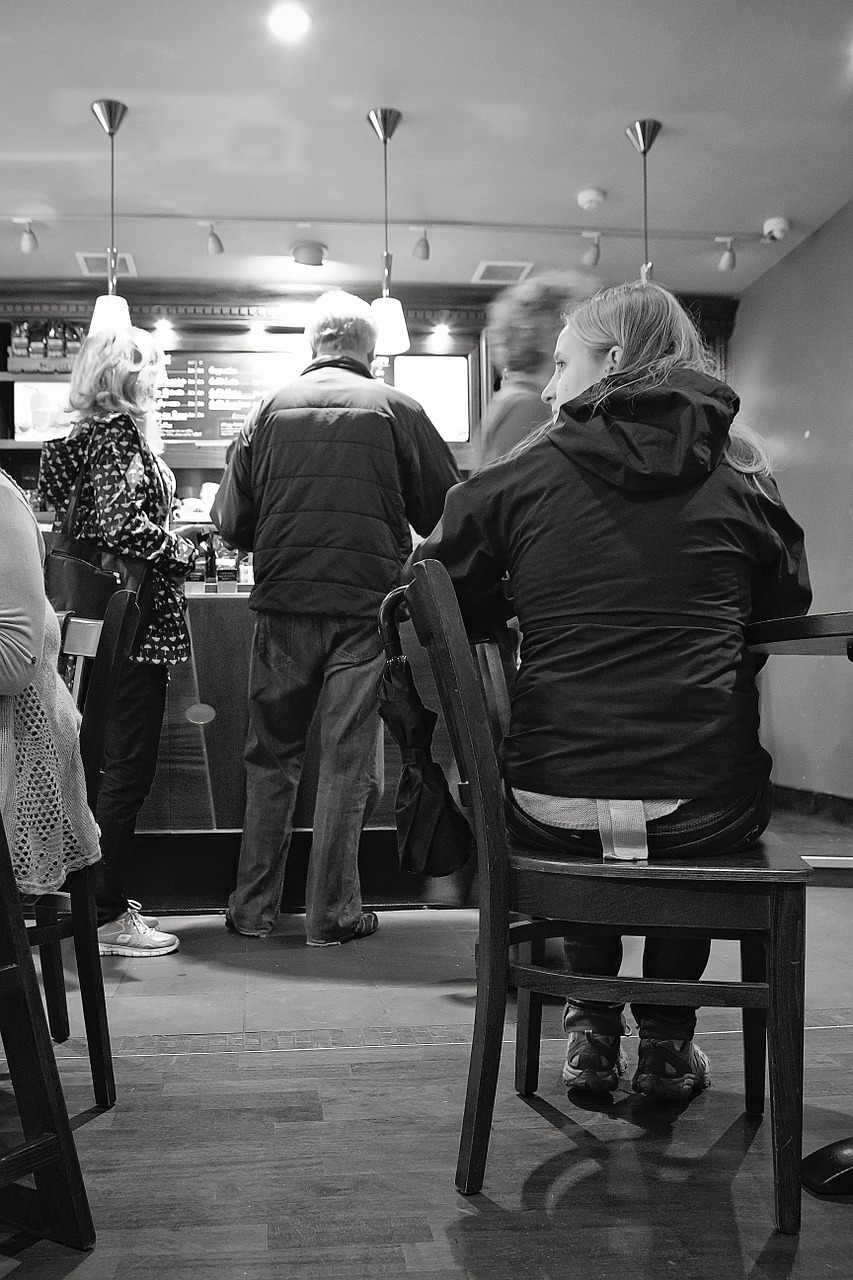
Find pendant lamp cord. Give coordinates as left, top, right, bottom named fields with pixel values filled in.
left=642, top=151, right=649, bottom=269
left=108, top=130, right=116, bottom=295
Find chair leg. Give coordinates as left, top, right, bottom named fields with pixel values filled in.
left=740, top=935, right=767, bottom=1117
left=67, top=869, right=116, bottom=1109
left=34, top=905, right=70, bottom=1043
left=514, top=926, right=545, bottom=1097
left=456, top=924, right=509, bottom=1196
left=767, top=885, right=806, bottom=1236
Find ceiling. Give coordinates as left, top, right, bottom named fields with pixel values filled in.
left=1, top=0, right=853, bottom=303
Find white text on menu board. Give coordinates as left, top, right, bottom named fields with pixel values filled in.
left=157, top=353, right=279, bottom=441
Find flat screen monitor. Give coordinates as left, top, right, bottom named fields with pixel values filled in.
left=13, top=380, right=74, bottom=441
left=391, top=354, right=470, bottom=443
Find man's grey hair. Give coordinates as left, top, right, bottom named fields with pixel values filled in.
left=305, top=290, right=379, bottom=356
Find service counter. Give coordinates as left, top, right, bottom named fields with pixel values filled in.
left=130, top=587, right=473, bottom=912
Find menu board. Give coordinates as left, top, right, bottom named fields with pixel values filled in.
left=157, top=344, right=310, bottom=442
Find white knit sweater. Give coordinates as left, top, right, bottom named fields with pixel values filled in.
left=0, top=472, right=100, bottom=893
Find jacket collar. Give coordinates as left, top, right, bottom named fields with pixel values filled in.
left=302, top=355, right=373, bottom=379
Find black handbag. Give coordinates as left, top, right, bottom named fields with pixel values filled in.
left=43, top=426, right=154, bottom=628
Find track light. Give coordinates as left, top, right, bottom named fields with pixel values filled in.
left=206, top=223, right=224, bottom=255
left=577, top=188, right=605, bottom=212
left=16, top=220, right=38, bottom=254
left=715, top=236, right=736, bottom=272
left=291, top=240, right=325, bottom=266
left=412, top=227, right=430, bottom=260
left=581, top=231, right=600, bottom=268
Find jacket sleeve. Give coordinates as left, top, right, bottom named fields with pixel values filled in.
left=395, top=402, right=462, bottom=537
left=749, top=478, right=812, bottom=625
left=210, top=410, right=258, bottom=551
left=408, top=476, right=512, bottom=629
left=88, top=426, right=195, bottom=579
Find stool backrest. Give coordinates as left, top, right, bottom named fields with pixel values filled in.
left=406, top=559, right=513, bottom=916
left=61, top=590, right=140, bottom=809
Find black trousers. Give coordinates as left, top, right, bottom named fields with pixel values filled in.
left=505, top=782, right=774, bottom=1039
left=93, top=658, right=169, bottom=925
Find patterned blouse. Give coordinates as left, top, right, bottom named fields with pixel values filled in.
left=38, top=414, right=196, bottom=665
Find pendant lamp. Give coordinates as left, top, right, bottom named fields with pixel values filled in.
left=367, top=107, right=410, bottom=355
left=89, top=98, right=132, bottom=334
left=625, top=119, right=661, bottom=283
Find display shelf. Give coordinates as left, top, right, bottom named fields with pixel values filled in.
left=0, top=369, right=73, bottom=381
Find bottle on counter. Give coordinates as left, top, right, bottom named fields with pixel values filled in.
left=204, top=535, right=218, bottom=592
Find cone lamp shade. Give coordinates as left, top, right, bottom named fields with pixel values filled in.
left=89, top=292, right=132, bottom=334
left=90, top=97, right=132, bottom=330
left=367, top=106, right=410, bottom=354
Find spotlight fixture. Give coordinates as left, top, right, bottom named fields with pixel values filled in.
left=581, top=231, right=601, bottom=268
left=412, top=227, right=430, bottom=261
left=715, top=236, right=736, bottom=272
left=367, top=107, right=410, bottom=354
left=576, top=188, right=605, bottom=212
left=89, top=98, right=132, bottom=333
left=291, top=240, right=325, bottom=266
left=206, top=223, right=224, bottom=255
left=15, top=219, right=39, bottom=254
left=625, top=118, right=662, bottom=282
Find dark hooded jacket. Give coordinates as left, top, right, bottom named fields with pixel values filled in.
left=412, top=370, right=811, bottom=800
left=212, top=356, right=461, bottom=621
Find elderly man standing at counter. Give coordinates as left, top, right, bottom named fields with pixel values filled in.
left=212, top=290, right=460, bottom=946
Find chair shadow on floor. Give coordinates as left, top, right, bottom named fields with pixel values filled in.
left=446, top=1091, right=796, bottom=1280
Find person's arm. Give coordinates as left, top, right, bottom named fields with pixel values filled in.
left=0, top=492, right=45, bottom=695
left=210, top=407, right=259, bottom=551
left=749, top=478, right=812, bottom=624
left=88, top=424, right=195, bottom=579
left=397, top=403, right=462, bottom=537
left=409, top=475, right=511, bottom=628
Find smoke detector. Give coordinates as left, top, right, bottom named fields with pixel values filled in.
left=577, top=188, right=605, bottom=212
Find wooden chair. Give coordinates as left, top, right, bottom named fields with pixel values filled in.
left=25, top=590, right=140, bottom=1110
left=402, top=558, right=812, bottom=1236
left=0, top=807, right=95, bottom=1248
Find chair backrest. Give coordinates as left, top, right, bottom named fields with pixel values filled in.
left=406, top=559, right=513, bottom=920
left=60, top=590, right=140, bottom=809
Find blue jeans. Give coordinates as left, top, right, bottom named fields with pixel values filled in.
left=229, top=612, right=385, bottom=941
left=506, top=782, right=773, bottom=1040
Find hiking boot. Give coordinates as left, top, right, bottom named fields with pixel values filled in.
left=632, top=1037, right=711, bottom=1100
left=562, top=1031, right=628, bottom=1093
left=307, top=911, right=379, bottom=948
left=98, top=909, right=179, bottom=957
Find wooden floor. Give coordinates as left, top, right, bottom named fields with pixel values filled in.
left=2, top=810, right=853, bottom=1278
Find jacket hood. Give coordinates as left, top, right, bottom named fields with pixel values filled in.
left=547, top=369, right=739, bottom=493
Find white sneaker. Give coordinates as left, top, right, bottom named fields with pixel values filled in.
left=98, top=909, right=179, bottom=957
left=126, top=899, right=159, bottom=930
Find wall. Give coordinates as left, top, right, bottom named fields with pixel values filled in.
left=729, top=199, right=853, bottom=799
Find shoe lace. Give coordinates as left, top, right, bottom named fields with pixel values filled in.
left=126, top=907, right=158, bottom=938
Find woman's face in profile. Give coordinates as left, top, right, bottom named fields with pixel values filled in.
left=541, top=324, right=610, bottom=416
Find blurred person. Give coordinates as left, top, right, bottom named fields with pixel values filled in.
left=39, top=327, right=196, bottom=957
left=212, top=290, right=460, bottom=945
left=477, top=271, right=597, bottom=468
left=0, top=466, right=101, bottom=894
left=413, top=281, right=811, bottom=1100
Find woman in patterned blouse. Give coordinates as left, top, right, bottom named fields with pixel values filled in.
left=39, top=327, right=196, bottom=957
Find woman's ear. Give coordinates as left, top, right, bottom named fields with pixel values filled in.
left=603, top=345, right=624, bottom=377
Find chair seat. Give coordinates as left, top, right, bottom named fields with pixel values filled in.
left=508, top=829, right=812, bottom=882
